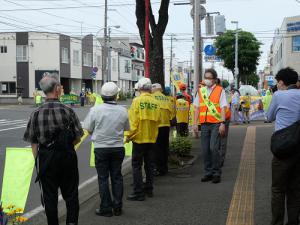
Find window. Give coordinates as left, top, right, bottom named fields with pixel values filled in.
left=137, top=50, right=140, bottom=59
left=124, top=60, right=131, bottom=73
left=61, top=47, right=69, bottom=64
left=1, top=82, right=16, bottom=95
left=112, top=58, right=117, bottom=71
left=141, top=52, right=145, bottom=60
left=292, top=36, right=300, bottom=52
left=83, top=52, right=92, bottom=67
left=73, top=50, right=80, bottom=66
left=142, top=70, right=144, bottom=76
left=0, top=46, right=7, bottom=53
left=96, top=55, right=101, bottom=67
left=137, top=69, right=140, bottom=76
left=16, top=45, right=28, bottom=62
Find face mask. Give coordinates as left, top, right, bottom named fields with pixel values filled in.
left=204, top=79, right=213, bottom=87
left=135, top=91, right=140, bottom=97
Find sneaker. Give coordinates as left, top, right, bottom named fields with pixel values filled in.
left=201, top=175, right=213, bottom=182
left=127, top=193, right=145, bottom=201
left=95, top=209, right=113, bottom=217
left=212, top=176, right=221, bottom=184
left=113, top=208, right=122, bottom=216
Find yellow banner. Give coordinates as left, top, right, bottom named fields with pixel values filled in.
left=1, top=148, right=34, bottom=212
left=171, top=72, right=185, bottom=93
left=90, top=139, right=133, bottom=167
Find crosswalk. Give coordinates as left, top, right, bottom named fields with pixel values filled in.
left=0, top=119, right=28, bottom=132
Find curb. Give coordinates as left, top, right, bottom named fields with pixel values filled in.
left=25, top=157, right=132, bottom=225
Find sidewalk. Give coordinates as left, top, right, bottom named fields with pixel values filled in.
left=59, top=122, right=274, bottom=225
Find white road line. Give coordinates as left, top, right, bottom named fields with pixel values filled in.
left=23, top=157, right=132, bottom=219
left=0, top=121, right=27, bottom=127
left=0, top=120, right=26, bottom=124
left=0, top=125, right=27, bottom=132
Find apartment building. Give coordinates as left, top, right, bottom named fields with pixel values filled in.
left=270, top=15, right=300, bottom=76
left=0, top=32, right=102, bottom=98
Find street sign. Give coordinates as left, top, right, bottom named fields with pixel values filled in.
left=205, top=15, right=214, bottom=36
left=92, top=67, right=98, bottom=73
left=190, top=5, right=206, bottom=21
left=204, top=55, right=221, bottom=62
left=204, top=45, right=216, bottom=56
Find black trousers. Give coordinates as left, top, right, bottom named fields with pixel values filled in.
left=176, top=123, right=188, bottom=137
left=155, top=127, right=170, bottom=174
left=39, top=149, right=79, bottom=225
left=132, top=143, right=155, bottom=194
left=94, top=148, right=125, bottom=212
left=271, top=153, right=300, bottom=225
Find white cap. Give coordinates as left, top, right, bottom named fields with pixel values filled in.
left=137, top=77, right=152, bottom=90
left=101, top=82, right=120, bottom=97
left=152, top=83, right=162, bottom=90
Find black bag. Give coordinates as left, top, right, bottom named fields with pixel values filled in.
left=271, top=120, right=300, bottom=159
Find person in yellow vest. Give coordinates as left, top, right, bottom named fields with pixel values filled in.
left=164, top=86, right=176, bottom=123
left=126, top=78, right=161, bottom=201
left=240, top=93, right=251, bottom=124
left=262, top=89, right=273, bottom=123
left=176, top=93, right=190, bottom=136
left=152, top=83, right=173, bottom=176
left=193, top=68, right=227, bottom=184
left=36, top=91, right=43, bottom=107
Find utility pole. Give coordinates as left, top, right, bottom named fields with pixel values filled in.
left=232, top=21, right=239, bottom=88
left=108, top=27, right=112, bottom=82
left=193, top=0, right=202, bottom=94
left=102, top=0, right=108, bottom=82
left=170, top=34, right=174, bottom=86
left=188, top=50, right=192, bottom=93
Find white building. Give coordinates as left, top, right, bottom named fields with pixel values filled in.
left=270, top=15, right=300, bottom=76
left=0, top=32, right=102, bottom=98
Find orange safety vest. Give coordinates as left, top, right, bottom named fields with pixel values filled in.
left=199, top=86, right=223, bottom=124
left=225, top=107, right=231, bottom=121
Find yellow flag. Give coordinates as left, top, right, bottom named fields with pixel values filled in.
left=1, top=148, right=34, bottom=212
left=89, top=139, right=133, bottom=167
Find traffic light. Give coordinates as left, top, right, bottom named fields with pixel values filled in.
left=130, top=46, right=135, bottom=58
left=215, top=15, right=226, bottom=35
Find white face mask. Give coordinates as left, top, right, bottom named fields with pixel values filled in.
left=135, top=91, right=140, bottom=97
left=204, top=79, right=213, bottom=87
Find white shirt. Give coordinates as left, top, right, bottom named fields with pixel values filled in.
left=83, top=103, right=130, bottom=148
left=193, top=85, right=228, bottom=108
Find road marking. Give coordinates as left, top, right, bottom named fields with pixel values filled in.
left=23, top=157, right=132, bottom=219
left=0, top=125, right=27, bottom=132
left=226, top=126, right=256, bottom=225
left=0, top=121, right=27, bottom=126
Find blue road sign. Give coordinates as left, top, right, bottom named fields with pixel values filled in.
left=204, top=45, right=216, bottom=56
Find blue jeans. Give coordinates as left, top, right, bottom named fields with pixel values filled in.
left=201, top=123, right=222, bottom=177
left=94, top=148, right=125, bottom=211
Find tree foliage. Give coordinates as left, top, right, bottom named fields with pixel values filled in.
left=135, top=0, right=170, bottom=88
left=240, top=73, right=260, bottom=88
left=214, top=30, right=262, bottom=86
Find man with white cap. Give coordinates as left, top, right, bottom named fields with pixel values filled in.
left=126, top=78, right=161, bottom=201
left=83, top=82, right=130, bottom=217
left=152, top=83, right=173, bottom=176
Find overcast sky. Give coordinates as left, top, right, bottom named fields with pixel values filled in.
left=1, top=0, right=300, bottom=80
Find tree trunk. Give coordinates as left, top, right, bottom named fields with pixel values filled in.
left=135, top=0, right=170, bottom=89
left=150, top=34, right=165, bottom=89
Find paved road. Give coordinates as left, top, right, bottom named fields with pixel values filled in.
left=0, top=102, right=131, bottom=213
left=59, top=122, right=275, bottom=225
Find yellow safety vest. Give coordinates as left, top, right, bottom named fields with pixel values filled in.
left=152, top=91, right=172, bottom=127
left=126, top=93, right=160, bottom=144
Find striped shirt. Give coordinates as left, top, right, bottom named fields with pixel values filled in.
left=23, top=99, right=83, bottom=145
